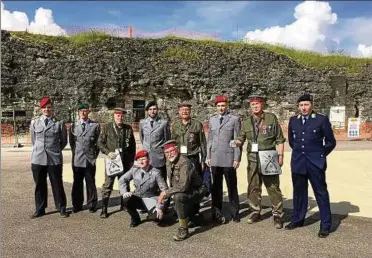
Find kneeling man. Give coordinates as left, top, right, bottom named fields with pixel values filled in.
left=119, top=150, right=168, bottom=227
left=158, top=140, right=207, bottom=241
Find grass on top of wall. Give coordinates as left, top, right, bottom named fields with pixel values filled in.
left=8, top=31, right=372, bottom=73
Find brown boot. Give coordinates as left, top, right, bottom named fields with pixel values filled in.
left=246, top=213, right=261, bottom=224
left=173, top=227, right=190, bottom=241
left=274, top=216, right=283, bottom=229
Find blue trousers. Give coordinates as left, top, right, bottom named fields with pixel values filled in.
left=291, top=163, right=332, bottom=230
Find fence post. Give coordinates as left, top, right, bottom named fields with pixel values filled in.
left=129, top=25, right=133, bottom=39
left=13, top=106, right=20, bottom=148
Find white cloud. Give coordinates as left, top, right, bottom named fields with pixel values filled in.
left=1, top=2, right=66, bottom=36
left=338, top=17, right=372, bottom=46
left=195, top=1, right=250, bottom=24
left=357, top=44, right=372, bottom=57
left=107, top=10, right=121, bottom=17
left=243, top=1, right=337, bottom=52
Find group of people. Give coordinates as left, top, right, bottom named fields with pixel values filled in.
left=30, top=92, right=336, bottom=241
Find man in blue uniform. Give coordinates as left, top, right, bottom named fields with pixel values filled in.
left=285, top=94, right=336, bottom=238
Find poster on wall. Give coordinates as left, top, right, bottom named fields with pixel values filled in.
left=330, top=106, right=346, bottom=129
left=347, top=117, right=360, bottom=138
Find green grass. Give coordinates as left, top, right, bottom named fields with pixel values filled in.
left=8, top=31, right=372, bottom=73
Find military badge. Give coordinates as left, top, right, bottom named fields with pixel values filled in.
left=189, top=133, right=195, bottom=142
left=297, top=114, right=301, bottom=119
left=311, top=113, right=316, bottom=118
left=261, top=125, right=267, bottom=134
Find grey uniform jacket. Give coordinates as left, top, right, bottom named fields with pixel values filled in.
left=69, top=119, right=101, bottom=168
left=30, top=116, right=68, bottom=165
left=207, top=112, right=242, bottom=167
left=118, top=165, right=168, bottom=198
left=139, top=116, right=171, bottom=168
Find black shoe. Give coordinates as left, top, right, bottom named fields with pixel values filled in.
left=173, top=227, right=189, bottom=241
left=30, top=211, right=45, bottom=219
left=100, top=206, right=108, bottom=218
left=318, top=229, right=330, bottom=238
left=232, top=214, right=241, bottom=223
left=273, top=216, right=283, bottom=229
left=212, top=211, right=227, bottom=225
left=246, top=213, right=261, bottom=224
left=189, top=213, right=204, bottom=228
left=60, top=209, right=69, bottom=218
left=72, top=207, right=83, bottom=213
left=89, top=207, right=97, bottom=213
left=130, top=217, right=141, bottom=227
left=285, top=222, right=304, bottom=230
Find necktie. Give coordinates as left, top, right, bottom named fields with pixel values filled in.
left=44, top=118, right=49, bottom=127
left=302, top=116, right=307, bottom=125
left=82, top=122, right=86, bottom=132
left=220, top=116, right=223, bottom=125
left=150, top=121, right=154, bottom=128
left=141, top=171, right=145, bottom=179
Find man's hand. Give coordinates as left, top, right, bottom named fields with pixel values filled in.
left=154, top=208, right=164, bottom=220
left=206, top=159, right=211, bottom=167
left=233, top=161, right=240, bottom=169
left=278, top=155, right=284, bottom=167
left=201, top=162, right=205, bottom=172
left=235, top=140, right=242, bottom=147
left=158, top=191, right=166, bottom=203
left=108, top=152, right=117, bottom=160
left=123, top=192, right=132, bottom=198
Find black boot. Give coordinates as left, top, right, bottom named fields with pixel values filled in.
left=100, top=198, right=109, bottom=218
left=120, top=196, right=125, bottom=211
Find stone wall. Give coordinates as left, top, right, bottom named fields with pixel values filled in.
left=1, top=30, right=372, bottom=129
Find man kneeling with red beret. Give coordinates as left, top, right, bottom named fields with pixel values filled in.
left=118, top=150, right=168, bottom=227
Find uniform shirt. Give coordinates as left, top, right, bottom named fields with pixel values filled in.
left=164, top=155, right=202, bottom=199
left=171, top=118, right=207, bottom=161
left=236, top=112, right=285, bottom=159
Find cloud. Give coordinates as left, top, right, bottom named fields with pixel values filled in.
left=338, top=17, right=372, bottom=46
left=1, top=2, right=66, bottom=36
left=107, top=10, right=121, bottom=17
left=243, top=1, right=337, bottom=52
left=357, top=44, right=372, bottom=57
left=195, top=1, right=250, bottom=24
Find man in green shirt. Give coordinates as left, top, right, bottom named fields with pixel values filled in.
left=235, top=95, right=285, bottom=229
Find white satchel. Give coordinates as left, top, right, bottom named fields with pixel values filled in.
left=258, top=150, right=282, bottom=175
left=105, top=149, right=124, bottom=177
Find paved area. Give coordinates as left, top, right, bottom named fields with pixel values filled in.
left=2, top=147, right=372, bottom=257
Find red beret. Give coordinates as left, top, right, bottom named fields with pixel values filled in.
left=214, top=95, right=228, bottom=105
left=248, top=96, right=264, bottom=103
left=113, top=108, right=126, bottom=114
left=161, top=140, right=178, bottom=150
left=40, top=97, right=51, bottom=108
left=135, top=150, right=149, bottom=160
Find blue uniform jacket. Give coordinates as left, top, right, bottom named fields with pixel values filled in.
left=288, top=112, right=336, bottom=174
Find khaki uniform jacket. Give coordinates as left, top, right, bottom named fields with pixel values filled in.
left=30, top=116, right=67, bottom=166
left=171, top=118, right=207, bottom=162
left=164, top=155, right=203, bottom=199
left=98, top=122, right=136, bottom=172
left=236, top=112, right=286, bottom=161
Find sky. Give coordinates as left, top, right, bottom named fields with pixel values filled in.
left=1, top=1, right=372, bottom=57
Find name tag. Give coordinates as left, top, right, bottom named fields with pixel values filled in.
left=251, top=143, right=258, bottom=153
left=180, top=145, right=188, bottom=154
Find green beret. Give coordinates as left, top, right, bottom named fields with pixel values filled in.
left=77, top=103, right=89, bottom=110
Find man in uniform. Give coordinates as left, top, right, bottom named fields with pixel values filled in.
left=118, top=150, right=168, bottom=227
left=158, top=140, right=207, bottom=241
left=30, top=96, right=69, bottom=218
left=69, top=103, right=100, bottom=213
left=285, top=94, right=336, bottom=238
left=206, top=95, right=241, bottom=224
left=171, top=102, right=207, bottom=182
left=139, top=101, right=171, bottom=179
left=98, top=107, right=136, bottom=218
left=235, top=95, right=285, bottom=229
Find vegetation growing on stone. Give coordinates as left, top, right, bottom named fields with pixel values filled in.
left=8, top=31, right=372, bottom=73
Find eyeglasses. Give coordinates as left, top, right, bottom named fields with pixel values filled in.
left=164, top=148, right=177, bottom=155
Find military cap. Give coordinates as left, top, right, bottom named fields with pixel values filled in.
left=161, top=139, right=178, bottom=150
left=135, top=150, right=149, bottom=160
left=145, top=101, right=158, bottom=111
left=214, top=95, right=228, bottom=105
left=40, top=96, right=52, bottom=108
left=248, top=95, right=264, bottom=103
left=178, top=101, right=192, bottom=108
left=113, top=107, right=126, bottom=114
left=297, top=94, right=313, bottom=103
left=77, top=103, right=89, bottom=110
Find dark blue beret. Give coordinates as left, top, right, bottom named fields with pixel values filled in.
left=297, top=94, right=313, bottom=103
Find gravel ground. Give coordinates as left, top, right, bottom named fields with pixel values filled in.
left=1, top=150, right=372, bottom=258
